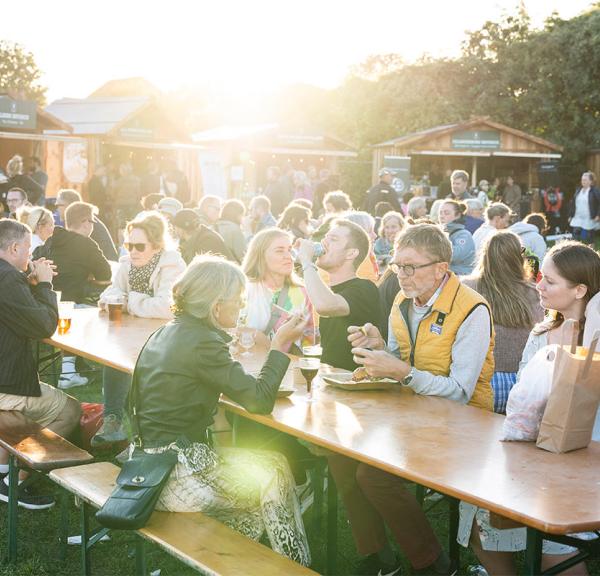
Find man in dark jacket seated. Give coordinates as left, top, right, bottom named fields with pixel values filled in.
left=34, top=202, right=112, bottom=305
left=0, top=219, right=81, bottom=509
left=173, top=209, right=233, bottom=264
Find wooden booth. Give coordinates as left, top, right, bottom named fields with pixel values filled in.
left=44, top=96, right=203, bottom=202
left=192, top=124, right=357, bottom=200
left=371, top=117, right=563, bottom=191
left=0, top=93, right=75, bottom=198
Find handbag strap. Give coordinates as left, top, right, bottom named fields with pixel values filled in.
left=129, top=329, right=161, bottom=449
left=264, top=283, right=289, bottom=336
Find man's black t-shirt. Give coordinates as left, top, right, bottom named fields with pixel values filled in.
left=320, top=277, right=382, bottom=371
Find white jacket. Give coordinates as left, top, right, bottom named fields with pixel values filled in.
left=99, top=250, right=186, bottom=319
left=509, top=222, right=547, bottom=261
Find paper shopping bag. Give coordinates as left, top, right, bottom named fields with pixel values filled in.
left=536, top=330, right=600, bottom=453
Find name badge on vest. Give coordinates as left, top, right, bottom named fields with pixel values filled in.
left=430, top=312, right=446, bottom=335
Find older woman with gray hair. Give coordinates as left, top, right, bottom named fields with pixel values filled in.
left=406, top=196, right=428, bottom=221
left=130, top=255, right=311, bottom=566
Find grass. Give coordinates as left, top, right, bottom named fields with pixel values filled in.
left=1, top=359, right=599, bottom=575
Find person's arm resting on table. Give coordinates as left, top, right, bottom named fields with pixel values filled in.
left=353, top=306, right=491, bottom=403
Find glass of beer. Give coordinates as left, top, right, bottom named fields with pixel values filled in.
left=298, top=357, right=320, bottom=401
left=58, top=301, right=74, bottom=335
left=107, top=296, right=124, bottom=322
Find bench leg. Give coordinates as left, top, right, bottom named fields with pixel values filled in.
left=524, top=527, right=543, bottom=576
left=415, top=483, right=425, bottom=507
left=59, top=490, right=70, bottom=560
left=326, top=467, right=337, bottom=576
left=312, top=460, right=325, bottom=535
left=135, top=536, right=147, bottom=576
left=448, top=496, right=460, bottom=573
left=80, top=501, right=92, bottom=576
left=7, top=455, right=19, bottom=563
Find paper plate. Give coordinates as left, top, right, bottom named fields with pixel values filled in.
left=322, top=373, right=395, bottom=391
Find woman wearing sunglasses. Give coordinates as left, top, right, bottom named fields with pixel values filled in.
left=93, top=211, right=185, bottom=447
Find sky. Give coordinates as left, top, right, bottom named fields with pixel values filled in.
left=0, top=0, right=595, bottom=103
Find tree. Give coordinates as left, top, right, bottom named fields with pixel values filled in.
left=0, top=41, right=46, bottom=104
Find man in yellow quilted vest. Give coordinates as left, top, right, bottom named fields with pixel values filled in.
left=350, top=222, right=494, bottom=411
left=326, top=223, right=495, bottom=576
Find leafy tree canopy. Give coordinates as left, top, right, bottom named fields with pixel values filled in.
left=0, top=40, right=46, bottom=104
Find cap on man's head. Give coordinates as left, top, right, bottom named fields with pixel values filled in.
left=379, top=168, right=394, bottom=177
left=172, top=209, right=200, bottom=232
left=158, top=197, right=183, bottom=218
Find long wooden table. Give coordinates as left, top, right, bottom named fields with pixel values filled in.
left=46, top=308, right=600, bottom=574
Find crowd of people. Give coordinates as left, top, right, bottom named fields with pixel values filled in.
left=1, top=161, right=600, bottom=575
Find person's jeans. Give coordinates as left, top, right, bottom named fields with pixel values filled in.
left=102, top=366, right=131, bottom=419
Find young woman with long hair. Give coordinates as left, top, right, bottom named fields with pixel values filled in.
left=463, top=232, right=543, bottom=413
left=459, top=240, right=600, bottom=576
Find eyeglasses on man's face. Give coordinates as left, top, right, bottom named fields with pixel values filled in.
left=390, top=260, right=441, bottom=277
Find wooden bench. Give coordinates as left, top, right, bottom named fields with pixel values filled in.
left=50, top=461, right=319, bottom=576
left=0, top=410, right=93, bottom=562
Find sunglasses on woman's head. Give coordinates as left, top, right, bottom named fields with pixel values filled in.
left=125, top=242, right=148, bottom=252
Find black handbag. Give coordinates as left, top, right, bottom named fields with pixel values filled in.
left=95, top=449, right=177, bottom=530
left=96, top=337, right=178, bottom=530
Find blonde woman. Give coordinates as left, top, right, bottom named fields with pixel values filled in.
left=374, top=211, right=405, bottom=264
left=17, top=206, right=54, bottom=253
left=132, top=256, right=311, bottom=566
left=242, top=228, right=315, bottom=351
left=3, top=155, right=45, bottom=206
left=93, top=212, right=185, bottom=447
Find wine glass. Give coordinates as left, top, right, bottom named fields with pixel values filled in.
left=239, top=330, right=255, bottom=357
left=298, top=357, right=320, bottom=401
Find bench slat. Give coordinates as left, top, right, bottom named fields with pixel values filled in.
left=50, top=462, right=318, bottom=576
left=0, top=411, right=92, bottom=471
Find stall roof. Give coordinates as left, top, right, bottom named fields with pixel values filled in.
left=0, top=92, right=73, bottom=133
left=45, top=96, right=151, bottom=135
left=372, top=117, right=563, bottom=153
left=192, top=123, right=357, bottom=157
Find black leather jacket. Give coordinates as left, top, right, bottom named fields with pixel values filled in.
left=132, top=313, right=290, bottom=447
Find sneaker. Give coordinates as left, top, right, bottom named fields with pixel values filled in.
left=467, top=566, right=489, bottom=576
left=355, top=554, right=400, bottom=576
left=58, top=373, right=89, bottom=389
left=91, top=414, right=127, bottom=447
left=0, top=477, right=55, bottom=510
left=68, top=533, right=111, bottom=545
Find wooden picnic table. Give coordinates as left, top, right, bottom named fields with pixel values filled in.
left=45, top=307, right=600, bottom=574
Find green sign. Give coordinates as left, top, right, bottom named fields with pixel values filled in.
left=0, top=96, right=37, bottom=129
left=452, top=130, right=500, bottom=150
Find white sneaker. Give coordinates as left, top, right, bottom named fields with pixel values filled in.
left=58, top=373, right=89, bottom=389
left=68, top=534, right=111, bottom=545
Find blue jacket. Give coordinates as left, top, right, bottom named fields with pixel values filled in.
left=445, top=220, right=476, bottom=275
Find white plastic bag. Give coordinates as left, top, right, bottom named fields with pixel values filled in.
left=501, top=345, right=557, bottom=441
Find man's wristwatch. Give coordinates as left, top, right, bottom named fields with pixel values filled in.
left=402, top=368, right=415, bottom=386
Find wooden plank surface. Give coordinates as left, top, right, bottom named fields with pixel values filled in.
left=45, top=308, right=600, bottom=535
left=0, top=411, right=93, bottom=471
left=45, top=307, right=165, bottom=373
left=50, top=463, right=317, bottom=576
